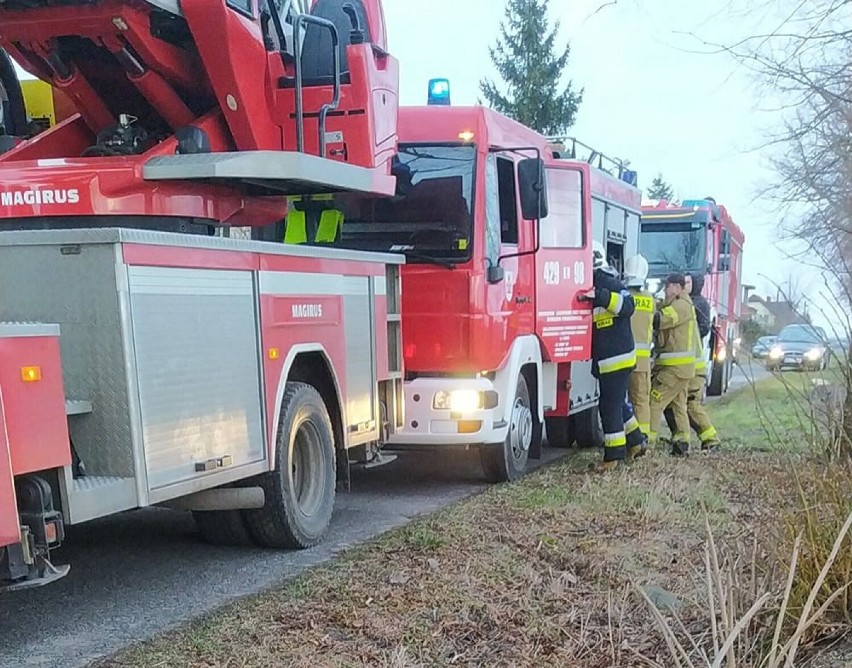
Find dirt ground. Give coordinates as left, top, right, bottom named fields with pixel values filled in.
left=95, top=374, right=851, bottom=668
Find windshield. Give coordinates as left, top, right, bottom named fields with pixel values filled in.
left=778, top=325, right=825, bottom=343
left=334, top=144, right=476, bottom=262
left=639, top=223, right=707, bottom=275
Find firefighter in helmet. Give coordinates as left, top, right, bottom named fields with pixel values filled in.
left=582, top=241, right=646, bottom=470
left=623, top=254, right=654, bottom=448
left=664, top=272, right=721, bottom=450
left=648, top=272, right=696, bottom=456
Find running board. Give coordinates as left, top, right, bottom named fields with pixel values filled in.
left=143, top=151, right=397, bottom=197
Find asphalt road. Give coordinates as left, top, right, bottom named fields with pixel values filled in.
left=715, top=358, right=771, bottom=398
left=0, top=447, right=567, bottom=668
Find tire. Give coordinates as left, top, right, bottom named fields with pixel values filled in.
left=707, top=359, right=725, bottom=396
left=545, top=416, right=572, bottom=448
left=571, top=406, right=605, bottom=448
left=193, top=507, right=255, bottom=547
left=244, top=382, right=336, bottom=549
left=480, top=374, right=532, bottom=483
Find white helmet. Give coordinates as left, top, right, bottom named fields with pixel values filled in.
left=624, top=254, right=649, bottom=288
left=592, top=240, right=608, bottom=270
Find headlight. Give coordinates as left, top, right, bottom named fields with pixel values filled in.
left=433, top=389, right=483, bottom=412
left=716, top=346, right=727, bottom=362
left=805, top=348, right=823, bottom=361
left=769, top=346, right=783, bottom=359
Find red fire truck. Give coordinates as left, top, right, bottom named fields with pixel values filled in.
left=640, top=198, right=745, bottom=395
left=325, top=111, right=642, bottom=481
left=0, top=0, right=407, bottom=590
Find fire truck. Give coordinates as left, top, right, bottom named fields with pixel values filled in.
left=0, top=0, right=408, bottom=591
left=639, top=198, right=745, bottom=395
left=322, top=102, right=641, bottom=481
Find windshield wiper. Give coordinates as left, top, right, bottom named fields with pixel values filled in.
left=401, top=249, right=456, bottom=269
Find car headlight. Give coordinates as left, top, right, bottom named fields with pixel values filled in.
left=433, top=389, right=483, bottom=412
left=716, top=346, right=727, bottom=362
left=805, top=348, right=823, bottom=361
left=769, top=346, right=783, bottom=359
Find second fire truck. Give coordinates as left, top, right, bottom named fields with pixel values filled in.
left=640, top=198, right=746, bottom=396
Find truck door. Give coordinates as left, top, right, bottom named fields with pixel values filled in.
left=483, top=152, right=536, bottom=348
left=535, top=164, right=592, bottom=361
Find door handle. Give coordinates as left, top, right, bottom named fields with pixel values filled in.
left=515, top=295, right=531, bottom=304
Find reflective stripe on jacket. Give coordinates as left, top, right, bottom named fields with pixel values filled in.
left=629, top=288, right=655, bottom=373
left=590, top=270, right=637, bottom=377
left=654, top=294, right=696, bottom=379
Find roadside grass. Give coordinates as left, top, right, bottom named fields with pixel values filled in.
left=95, top=373, right=852, bottom=668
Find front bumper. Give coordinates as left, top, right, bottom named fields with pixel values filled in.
left=767, top=352, right=823, bottom=369
left=385, top=377, right=507, bottom=446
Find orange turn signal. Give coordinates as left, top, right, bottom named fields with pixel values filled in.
left=21, top=366, right=41, bottom=382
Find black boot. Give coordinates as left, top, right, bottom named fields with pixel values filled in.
left=670, top=440, right=690, bottom=457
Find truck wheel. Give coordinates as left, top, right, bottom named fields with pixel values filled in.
left=244, top=382, right=336, bottom=549
left=545, top=416, right=572, bottom=448
left=707, top=360, right=725, bottom=396
left=480, top=374, right=532, bottom=483
left=193, top=508, right=255, bottom=547
left=571, top=407, right=605, bottom=448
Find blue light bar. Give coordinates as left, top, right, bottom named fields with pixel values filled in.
left=427, top=78, right=451, bottom=106
left=682, top=199, right=713, bottom=208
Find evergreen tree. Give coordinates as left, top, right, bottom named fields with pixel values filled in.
left=646, top=173, right=674, bottom=201
left=479, top=0, right=583, bottom=136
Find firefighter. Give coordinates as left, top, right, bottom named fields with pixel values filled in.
left=624, top=254, right=654, bottom=447
left=582, top=242, right=646, bottom=470
left=664, top=273, right=721, bottom=450
left=648, top=272, right=696, bottom=456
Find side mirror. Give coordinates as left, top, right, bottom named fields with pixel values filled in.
left=487, top=264, right=505, bottom=284
left=518, top=157, right=549, bottom=221
left=391, top=155, right=413, bottom=198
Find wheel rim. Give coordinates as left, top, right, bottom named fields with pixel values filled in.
left=509, top=396, right=533, bottom=461
left=289, top=419, right=324, bottom=518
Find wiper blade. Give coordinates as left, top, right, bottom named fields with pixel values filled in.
left=402, top=249, right=456, bottom=269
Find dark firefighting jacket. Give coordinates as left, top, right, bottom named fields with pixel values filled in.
left=590, top=269, right=637, bottom=377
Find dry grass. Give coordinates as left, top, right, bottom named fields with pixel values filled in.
left=93, top=376, right=852, bottom=668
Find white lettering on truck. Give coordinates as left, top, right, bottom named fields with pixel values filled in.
left=0, top=188, right=80, bottom=207
left=291, top=303, right=324, bottom=319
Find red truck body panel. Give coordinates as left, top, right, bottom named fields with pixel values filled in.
left=0, top=329, right=70, bottom=550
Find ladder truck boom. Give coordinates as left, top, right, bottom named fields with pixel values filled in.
left=0, top=0, right=399, bottom=226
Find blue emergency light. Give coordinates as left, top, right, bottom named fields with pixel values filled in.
left=428, top=78, right=451, bottom=106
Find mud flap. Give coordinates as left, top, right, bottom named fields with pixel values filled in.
left=1, top=554, right=70, bottom=593
left=529, top=437, right=542, bottom=460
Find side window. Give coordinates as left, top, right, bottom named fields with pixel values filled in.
left=496, top=156, right=518, bottom=244
left=227, top=0, right=254, bottom=16
left=484, top=154, right=501, bottom=266
left=540, top=168, right=583, bottom=248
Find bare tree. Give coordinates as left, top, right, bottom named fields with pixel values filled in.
left=707, top=1, right=852, bottom=462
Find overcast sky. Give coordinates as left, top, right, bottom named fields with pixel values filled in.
left=383, top=0, right=818, bottom=311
